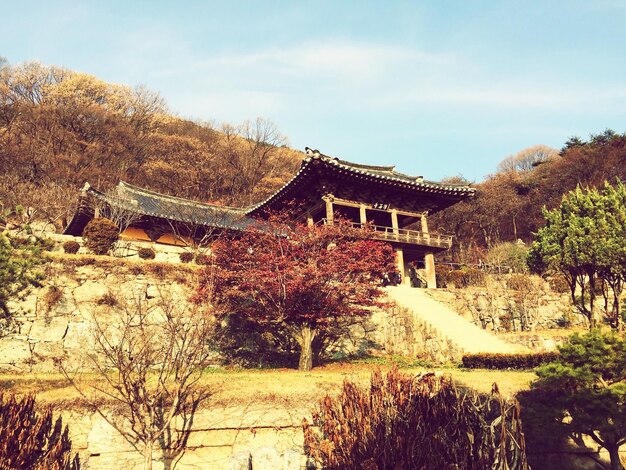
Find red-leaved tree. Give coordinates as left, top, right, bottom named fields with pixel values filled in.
left=198, top=217, right=396, bottom=371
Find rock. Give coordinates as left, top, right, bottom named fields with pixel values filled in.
left=252, top=447, right=281, bottom=470
left=229, top=451, right=253, bottom=470
left=0, top=339, right=32, bottom=370
left=73, top=280, right=110, bottom=304
left=145, top=284, right=159, bottom=299
left=29, top=317, right=69, bottom=342
left=63, top=322, right=92, bottom=350
left=282, top=449, right=305, bottom=469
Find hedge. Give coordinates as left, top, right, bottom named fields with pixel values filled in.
left=461, top=351, right=560, bottom=370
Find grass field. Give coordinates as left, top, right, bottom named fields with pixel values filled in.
left=0, top=361, right=537, bottom=411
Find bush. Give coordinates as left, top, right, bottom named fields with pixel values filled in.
left=179, top=252, right=193, bottom=263
left=462, top=352, right=560, bottom=370
left=195, top=254, right=211, bottom=265
left=63, top=240, right=80, bottom=254
left=0, top=393, right=80, bottom=469
left=137, top=247, right=156, bottom=260
left=82, top=218, right=119, bottom=255
left=546, top=274, right=569, bottom=293
left=485, top=241, right=529, bottom=274
left=437, top=265, right=485, bottom=288
left=506, top=273, right=534, bottom=291
left=303, top=367, right=528, bottom=469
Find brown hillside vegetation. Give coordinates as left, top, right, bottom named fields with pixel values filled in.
left=0, top=59, right=301, bottom=229
left=432, top=130, right=626, bottom=262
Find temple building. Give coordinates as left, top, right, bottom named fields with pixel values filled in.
left=64, top=148, right=475, bottom=287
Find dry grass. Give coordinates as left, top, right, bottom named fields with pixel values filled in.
left=44, top=251, right=200, bottom=283
left=0, top=363, right=536, bottom=411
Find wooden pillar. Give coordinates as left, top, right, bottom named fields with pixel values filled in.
left=420, top=211, right=430, bottom=239
left=424, top=252, right=437, bottom=289
left=323, top=195, right=334, bottom=224
left=421, top=211, right=436, bottom=288
left=94, top=207, right=100, bottom=218
left=359, top=204, right=367, bottom=225
left=306, top=211, right=314, bottom=227
left=396, top=247, right=410, bottom=286
left=391, top=209, right=399, bottom=236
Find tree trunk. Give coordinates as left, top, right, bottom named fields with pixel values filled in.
left=144, top=442, right=153, bottom=470
left=607, top=444, right=625, bottom=470
left=297, top=326, right=317, bottom=371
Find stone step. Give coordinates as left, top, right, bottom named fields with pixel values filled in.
left=386, top=286, right=525, bottom=355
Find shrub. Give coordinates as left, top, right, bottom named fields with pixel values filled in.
left=82, top=218, right=119, bottom=255
left=63, top=240, right=80, bottom=254
left=437, top=265, right=485, bottom=288
left=546, top=274, right=570, bottom=293
left=195, top=254, right=211, bottom=265
left=137, top=247, right=156, bottom=260
left=43, top=285, right=63, bottom=312
left=461, top=352, right=560, bottom=370
left=303, top=367, right=529, bottom=469
left=179, top=252, right=193, bottom=263
left=485, top=241, right=529, bottom=274
left=0, top=393, right=80, bottom=469
left=506, top=273, right=534, bottom=291
left=97, top=291, right=119, bottom=307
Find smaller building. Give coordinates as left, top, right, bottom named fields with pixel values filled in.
left=65, top=149, right=475, bottom=287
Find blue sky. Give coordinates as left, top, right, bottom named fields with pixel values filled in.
left=3, top=0, right=626, bottom=182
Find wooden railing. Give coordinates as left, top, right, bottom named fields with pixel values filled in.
left=320, top=219, right=453, bottom=249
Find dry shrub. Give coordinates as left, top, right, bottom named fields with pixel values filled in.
left=179, top=252, right=193, bottom=263
left=195, top=254, right=212, bottom=265
left=43, top=285, right=63, bottom=312
left=437, top=265, right=486, bottom=288
left=0, top=393, right=80, bottom=469
left=97, top=291, right=119, bottom=307
left=82, top=218, right=119, bottom=255
left=547, top=274, right=569, bottom=293
left=137, top=247, right=156, bottom=260
left=303, top=367, right=529, bottom=470
left=62, top=241, right=80, bottom=254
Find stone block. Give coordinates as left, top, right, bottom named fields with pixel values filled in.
left=229, top=451, right=253, bottom=470
left=63, top=322, right=92, bottom=350
left=73, top=280, right=110, bottom=304
left=0, top=339, right=32, bottom=370
left=252, top=447, right=281, bottom=470
left=29, top=316, right=69, bottom=342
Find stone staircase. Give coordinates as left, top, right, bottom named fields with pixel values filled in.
left=386, top=286, right=526, bottom=355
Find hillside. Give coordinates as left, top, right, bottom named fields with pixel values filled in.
left=431, top=130, right=626, bottom=262
left=0, top=59, right=302, bottom=230
left=3, top=59, right=625, bottom=259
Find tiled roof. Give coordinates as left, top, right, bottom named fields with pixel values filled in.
left=247, top=151, right=475, bottom=214
left=86, top=182, right=256, bottom=231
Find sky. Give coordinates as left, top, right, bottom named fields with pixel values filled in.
left=3, top=0, right=626, bottom=182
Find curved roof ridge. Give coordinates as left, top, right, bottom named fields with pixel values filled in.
left=117, top=181, right=246, bottom=213
left=246, top=148, right=475, bottom=215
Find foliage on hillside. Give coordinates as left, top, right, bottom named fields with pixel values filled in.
left=304, top=367, right=529, bottom=470
left=432, top=130, right=626, bottom=262
left=0, top=59, right=301, bottom=230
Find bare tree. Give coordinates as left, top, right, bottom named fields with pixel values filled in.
left=60, top=290, right=214, bottom=470
left=497, top=144, right=559, bottom=173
